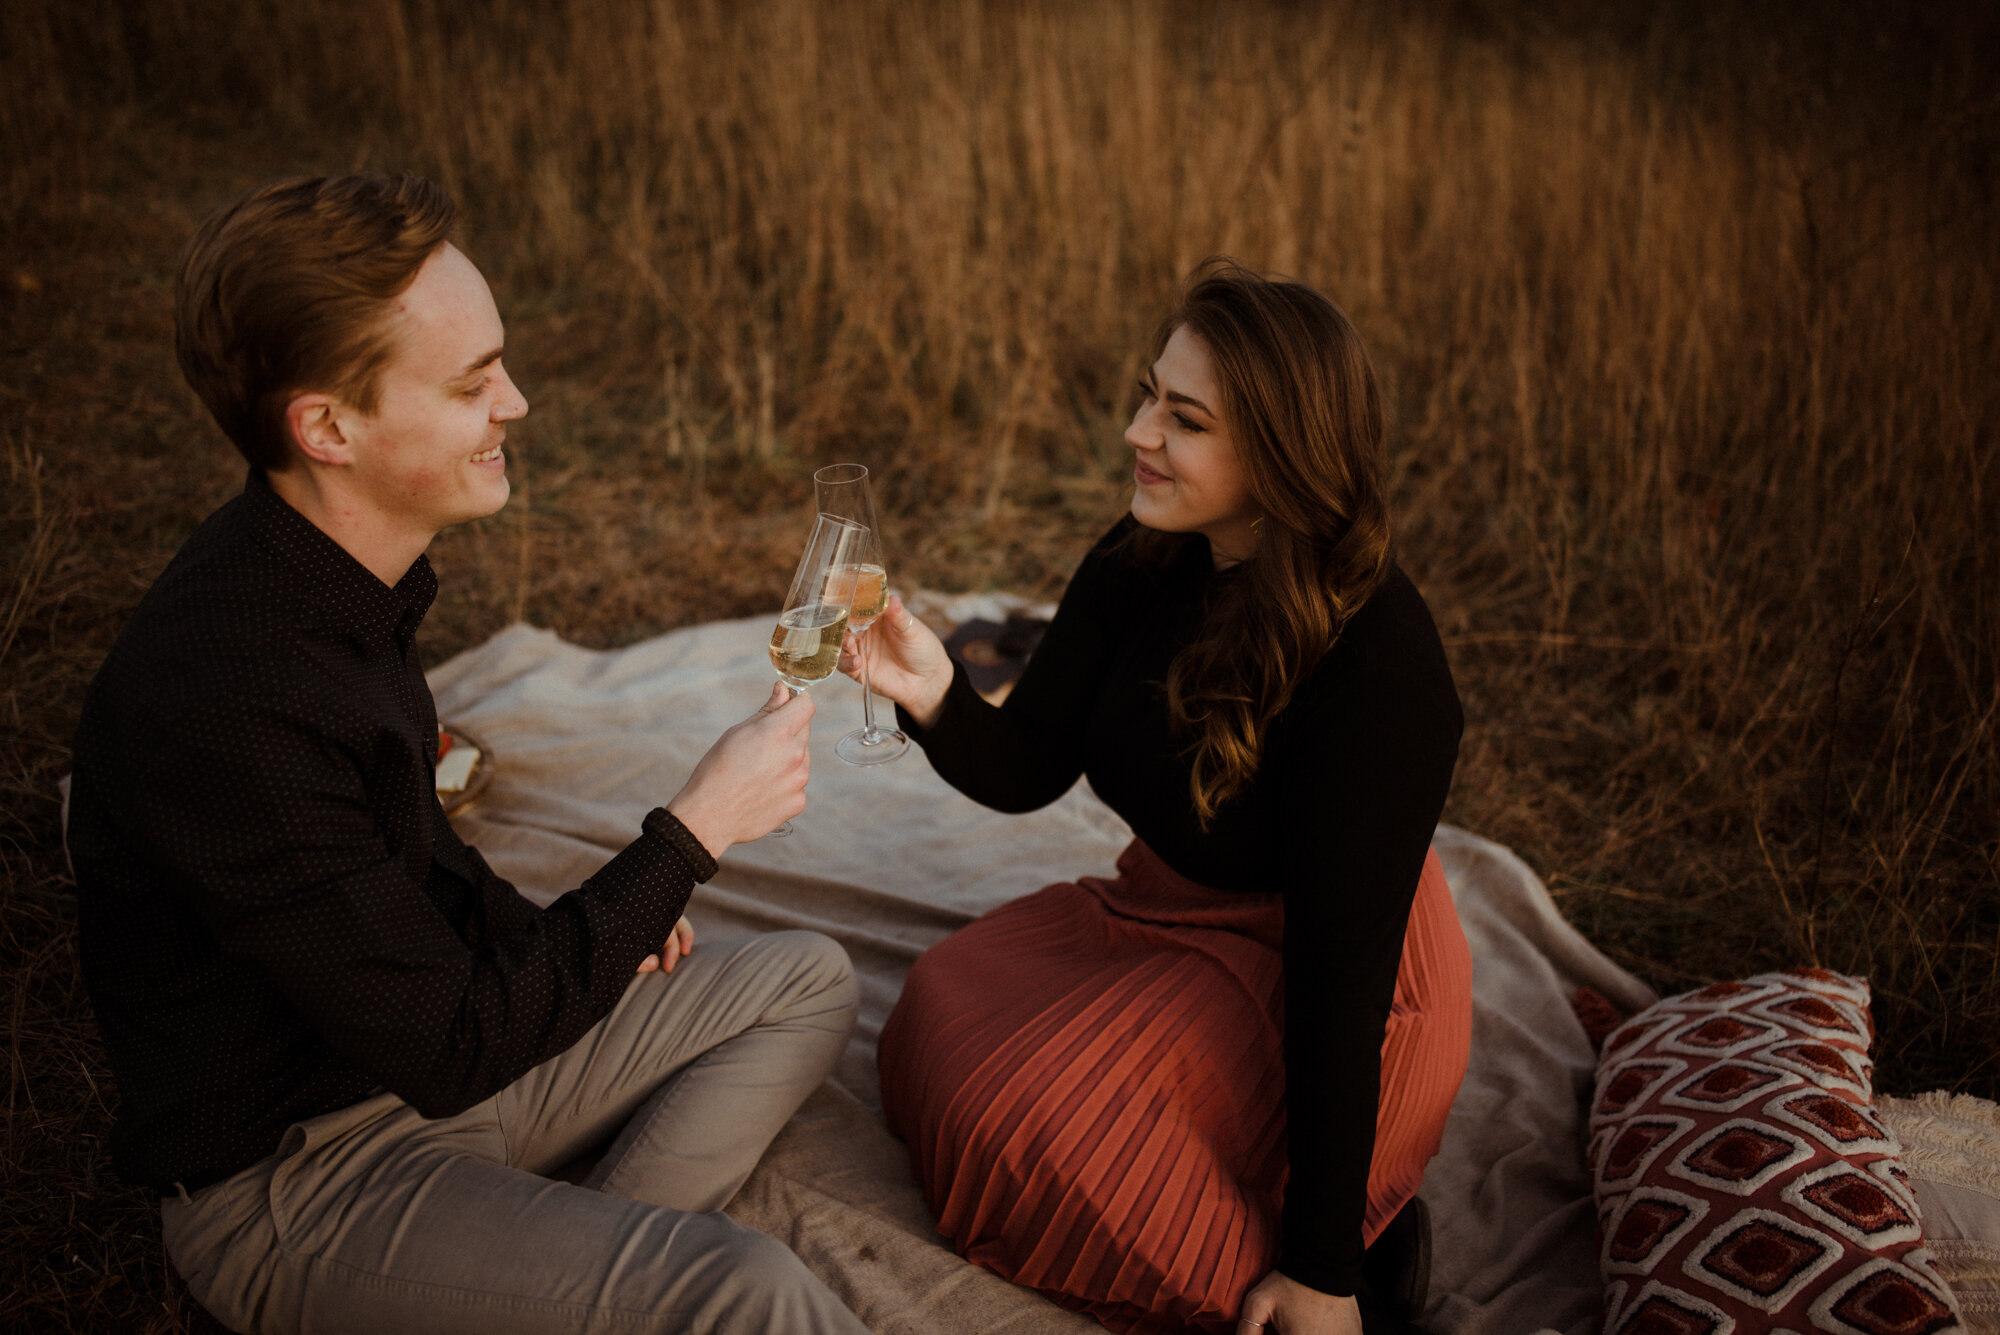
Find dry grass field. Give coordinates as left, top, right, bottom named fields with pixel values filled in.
left=3, top=0, right=1996, bottom=1327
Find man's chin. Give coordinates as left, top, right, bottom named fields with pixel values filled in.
left=449, top=477, right=511, bottom=528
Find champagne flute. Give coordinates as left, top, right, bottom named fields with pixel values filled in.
left=812, top=463, right=910, bottom=766
left=764, top=513, right=869, bottom=835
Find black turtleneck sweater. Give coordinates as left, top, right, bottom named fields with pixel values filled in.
left=902, top=518, right=1462, bottom=1297
left=68, top=472, right=714, bottom=1195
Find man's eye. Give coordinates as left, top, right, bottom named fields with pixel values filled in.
left=458, top=378, right=488, bottom=400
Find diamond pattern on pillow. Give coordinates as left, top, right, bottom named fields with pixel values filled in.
left=1661, top=1061, right=1800, bottom=1115
left=1683, top=1207, right=1843, bottom=1309
left=1591, top=969, right=1965, bottom=1334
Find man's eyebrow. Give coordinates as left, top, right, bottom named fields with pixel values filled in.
left=454, top=348, right=504, bottom=382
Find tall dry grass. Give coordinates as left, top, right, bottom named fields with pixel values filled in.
left=3, top=0, right=1996, bottom=1327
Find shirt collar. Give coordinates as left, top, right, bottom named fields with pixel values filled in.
left=241, top=470, right=438, bottom=651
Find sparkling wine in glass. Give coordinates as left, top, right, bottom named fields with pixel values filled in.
left=764, top=513, right=868, bottom=835
left=812, top=463, right=910, bottom=766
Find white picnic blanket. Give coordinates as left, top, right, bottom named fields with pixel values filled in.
left=430, top=611, right=1659, bottom=1334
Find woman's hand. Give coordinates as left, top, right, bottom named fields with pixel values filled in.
left=842, top=594, right=953, bottom=729
left=1236, top=1270, right=1362, bottom=1335
left=635, top=916, right=694, bottom=975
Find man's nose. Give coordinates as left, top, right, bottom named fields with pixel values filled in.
left=494, top=369, right=529, bottom=421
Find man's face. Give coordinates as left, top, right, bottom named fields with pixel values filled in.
left=343, top=243, right=527, bottom=543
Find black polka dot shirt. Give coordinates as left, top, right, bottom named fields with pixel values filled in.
left=68, top=471, right=715, bottom=1195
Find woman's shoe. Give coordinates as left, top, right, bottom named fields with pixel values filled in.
left=1361, top=1195, right=1432, bottom=1321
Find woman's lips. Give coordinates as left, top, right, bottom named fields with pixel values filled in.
left=1134, top=459, right=1169, bottom=485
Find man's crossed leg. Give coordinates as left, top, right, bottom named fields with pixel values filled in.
left=162, top=931, right=866, bottom=1334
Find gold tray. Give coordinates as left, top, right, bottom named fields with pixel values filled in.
left=437, top=724, right=495, bottom=816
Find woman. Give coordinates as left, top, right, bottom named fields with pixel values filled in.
left=848, top=261, right=1471, bottom=1335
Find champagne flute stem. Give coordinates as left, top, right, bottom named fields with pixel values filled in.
left=858, top=629, right=880, bottom=743
left=769, top=683, right=806, bottom=836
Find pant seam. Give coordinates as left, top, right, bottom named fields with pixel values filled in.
left=289, top=1239, right=714, bottom=1326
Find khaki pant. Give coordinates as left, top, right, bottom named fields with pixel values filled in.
left=162, top=931, right=867, bottom=1334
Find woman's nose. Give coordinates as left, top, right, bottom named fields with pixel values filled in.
left=1125, top=402, right=1161, bottom=451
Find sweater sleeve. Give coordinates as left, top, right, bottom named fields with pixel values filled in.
left=125, top=693, right=714, bottom=1120
left=1269, top=640, right=1462, bottom=1296
left=901, top=522, right=1134, bottom=811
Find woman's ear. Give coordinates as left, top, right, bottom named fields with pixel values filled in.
left=285, top=392, right=355, bottom=468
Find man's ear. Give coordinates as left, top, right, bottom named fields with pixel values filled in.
left=285, top=392, right=356, bottom=467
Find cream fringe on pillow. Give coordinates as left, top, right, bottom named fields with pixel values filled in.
left=1880, top=1091, right=2000, bottom=1327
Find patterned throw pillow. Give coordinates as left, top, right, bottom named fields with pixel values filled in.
left=1588, top=969, right=1965, bottom=1334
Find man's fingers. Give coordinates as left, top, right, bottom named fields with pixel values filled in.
left=757, top=681, right=791, bottom=714
left=781, top=689, right=815, bottom=734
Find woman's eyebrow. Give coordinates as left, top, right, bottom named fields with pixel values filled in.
left=1144, top=364, right=1213, bottom=415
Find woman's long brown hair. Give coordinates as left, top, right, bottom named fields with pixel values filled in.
left=1127, top=259, right=1392, bottom=824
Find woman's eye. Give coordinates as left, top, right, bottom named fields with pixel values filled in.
left=1173, top=412, right=1205, bottom=433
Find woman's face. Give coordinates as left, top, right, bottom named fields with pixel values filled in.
left=1126, top=325, right=1261, bottom=564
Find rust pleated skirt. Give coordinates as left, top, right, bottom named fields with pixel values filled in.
left=878, top=839, right=1472, bottom=1334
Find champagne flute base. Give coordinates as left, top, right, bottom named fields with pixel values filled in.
left=836, top=726, right=909, bottom=766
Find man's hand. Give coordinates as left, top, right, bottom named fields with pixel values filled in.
left=667, top=683, right=813, bottom=855
left=1236, top=1270, right=1362, bottom=1335
left=839, top=594, right=953, bottom=729
left=635, top=916, right=695, bottom=974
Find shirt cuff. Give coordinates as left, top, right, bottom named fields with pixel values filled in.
left=895, top=658, right=982, bottom=745
left=1273, top=1243, right=1364, bottom=1299
left=641, top=807, right=719, bottom=883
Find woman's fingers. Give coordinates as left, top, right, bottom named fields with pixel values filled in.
left=1237, top=1270, right=1362, bottom=1335
left=1236, top=1279, right=1277, bottom=1332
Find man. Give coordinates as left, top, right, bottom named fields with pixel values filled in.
left=67, top=174, right=869, bottom=1333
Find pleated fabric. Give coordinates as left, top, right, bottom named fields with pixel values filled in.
left=877, top=839, right=1472, bottom=1334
